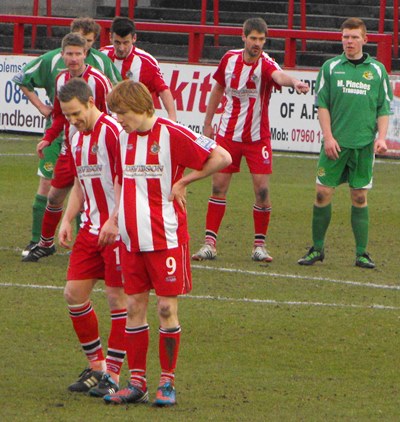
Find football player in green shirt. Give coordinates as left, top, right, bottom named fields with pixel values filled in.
left=13, top=17, right=122, bottom=257
left=298, top=17, right=392, bottom=269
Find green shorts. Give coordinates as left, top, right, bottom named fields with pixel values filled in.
left=316, top=142, right=374, bottom=189
left=37, top=117, right=63, bottom=179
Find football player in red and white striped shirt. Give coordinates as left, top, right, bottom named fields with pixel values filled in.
left=100, top=16, right=176, bottom=121
left=57, top=78, right=126, bottom=396
left=99, top=81, right=231, bottom=406
left=192, top=17, right=309, bottom=263
left=23, top=33, right=114, bottom=262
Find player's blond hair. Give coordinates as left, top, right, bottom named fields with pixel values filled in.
left=107, top=80, right=155, bottom=116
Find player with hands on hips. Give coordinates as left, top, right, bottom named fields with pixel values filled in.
left=98, top=80, right=231, bottom=407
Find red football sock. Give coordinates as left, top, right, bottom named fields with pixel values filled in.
left=253, top=205, right=271, bottom=247
left=39, top=204, right=63, bottom=247
left=205, top=196, right=226, bottom=246
left=159, top=326, right=181, bottom=383
left=106, top=309, right=127, bottom=380
left=68, top=301, right=105, bottom=364
left=126, top=325, right=149, bottom=390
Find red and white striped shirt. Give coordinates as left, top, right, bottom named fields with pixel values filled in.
left=71, top=113, right=121, bottom=235
left=116, top=117, right=217, bottom=252
left=214, top=49, right=281, bottom=143
left=43, top=65, right=113, bottom=145
left=100, top=45, right=168, bottom=94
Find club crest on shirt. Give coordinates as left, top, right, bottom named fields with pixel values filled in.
left=91, top=144, right=99, bottom=154
left=150, top=141, right=160, bottom=155
left=43, top=162, right=54, bottom=172
left=362, top=71, right=373, bottom=81
left=317, top=167, right=326, bottom=177
left=125, top=70, right=133, bottom=79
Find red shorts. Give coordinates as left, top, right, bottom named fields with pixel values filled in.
left=67, top=229, right=123, bottom=287
left=121, top=243, right=192, bottom=296
left=51, top=143, right=75, bottom=189
left=216, top=135, right=272, bottom=174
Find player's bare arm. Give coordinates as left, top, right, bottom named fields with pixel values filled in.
left=36, top=140, right=50, bottom=159
left=58, top=178, right=84, bottom=249
left=21, top=86, right=53, bottom=118
left=159, top=89, right=177, bottom=121
left=98, top=178, right=121, bottom=247
left=169, top=145, right=232, bottom=210
left=272, top=71, right=310, bottom=94
left=203, top=83, right=225, bottom=138
left=318, top=107, right=341, bottom=159
left=374, top=115, right=389, bottom=154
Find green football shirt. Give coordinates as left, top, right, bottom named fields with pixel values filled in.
left=13, top=47, right=122, bottom=104
left=315, top=53, right=393, bottom=148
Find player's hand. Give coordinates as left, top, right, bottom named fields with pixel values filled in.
left=37, top=140, right=50, bottom=159
left=203, top=123, right=215, bottom=139
left=374, top=138, right=387, bottom=155
left=39, top=104, right=53, bottom=119
left=294, top=80, right=310, bottom=94
left=58, top=221, right=73, bottom=249
left=324, top=137, right=341, bottom=160
left=169, top=181, right=187, bottom=211
left=98, top=217, right=119, bottom=247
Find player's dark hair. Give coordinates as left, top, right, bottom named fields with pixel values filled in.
left=340, top=17, right=367, bottom=36
left=61, top=32, right=87, bottom=51
left=111, top=16, right=136, bottom=37
left=107, top=80, right=155, bottom=116
left=71, top=17, right=101, bottom=39
left=243, top=18, right=268, bottom=36
left=58, top=78, right=93, bottom=105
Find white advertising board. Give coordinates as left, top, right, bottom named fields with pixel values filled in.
left=1, top=55, right=399, bottom=156
left=0, top=55, right=321, bottom=153
left=0, top=55, right=47, bottom=135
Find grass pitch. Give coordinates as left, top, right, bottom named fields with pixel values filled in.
left=0, top=133, right=399, bottom=421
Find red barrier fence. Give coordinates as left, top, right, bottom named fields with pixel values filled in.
left=0, top=14, right=393, bottom=72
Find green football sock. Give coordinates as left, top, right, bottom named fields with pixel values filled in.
left=351, top=205, right=369, bottom=256
left=31, top=194, right=47, bottom=243
left=312, top=203, right=331, bottom=251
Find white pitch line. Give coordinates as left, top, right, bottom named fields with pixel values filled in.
left=1, top=246, right=399, bottom=291
left=0, top=153, right=35, bottom=156
left=192, top=264, right=400, bottom=291
left=0, top=281, right=399, bottom=311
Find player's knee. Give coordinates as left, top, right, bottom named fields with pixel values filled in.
left=211, top=185, right=226, bottom=196
left=127, top=298, right=146, bottom=320
left=48, top=187, right=69, bottom=205
left=353, top=194, right=366, bottom=206
left=158, top=304, right=172, bottom=320
left=256, top=187, right=269, bottom=203
left=157, top=299, right=175, bottom=320
left=106, top=288, right=126, bottom=310
left=63, top=285, right=87, bottom=306
left=316, top=191, right=327, bottom=205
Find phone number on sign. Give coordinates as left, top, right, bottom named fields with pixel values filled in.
left=291, top=129, right=322, bottom=143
